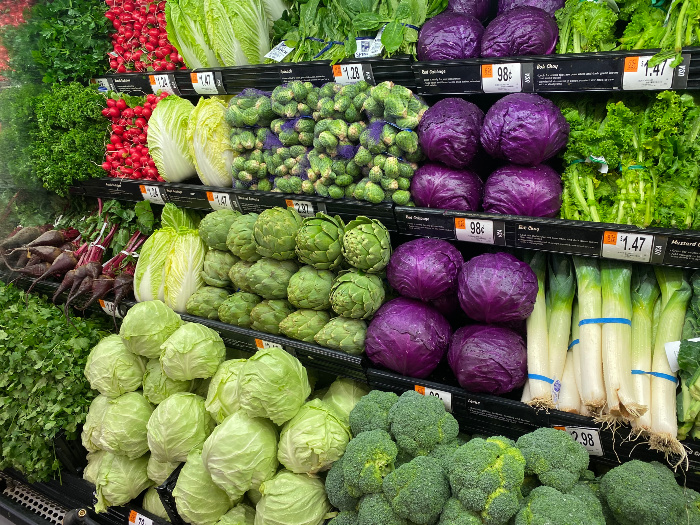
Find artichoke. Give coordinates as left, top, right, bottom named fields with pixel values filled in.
left=229, top=260, right=255, bottom=293
left=279, top=309, right=332, bottom=343
left=342, top=217, right=392, bottom=273
left=226, top=213, right=261, bottom=262
left=185, top=287, right=231, bottom=320
left=218, top=292, right=263, bottom=328
left=329, top=269, right=385, bottom=319
left=247, top=258, right=299, bottom=300
left=254, top=207, right=303, bottom=260
left=249, top=300, right=296, bottom=335
left=314, top=317, right=367, bottom=355
left=199, top=210, right=242, bottom=251
left=201, top=249, right=239, bottom=288
left=295, top=213, right=345, bottom=270
left=287, top=266, right=335, bottom=311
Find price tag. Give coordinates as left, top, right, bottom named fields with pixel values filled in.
left=481, top=63, right=522, bottom=93
left=355, top=26, right=384, bottom=58
left=554, top=426, right=603, bottom=456
left=601, top=231, right=654, bottom=263
left=191, top=71, right=219, bottom=95
left=139, top=184, right=165, bottom=205
left=93, top=78, right=112, bottom=92
left=99, top=299, right=123, bottom=319
left=255, top=338, right=283, bottom=350
left=207, top=191, right=236, bottom=211
left=285, top=199, right=315, bottom=217
left=149, top=74, right=176, bottom=95
left=415, top=385, right=452, bottom=412
left=129, top=510, right=153, bottom=525
left=265, top=41, right=295, bottom=62
left=665, top=337, right=700, bottom=373
left=455, top=217, right=494, bottom=244
left=622, top=56, right=674, bottom=90
left=333, top=63, right=368, bottom=85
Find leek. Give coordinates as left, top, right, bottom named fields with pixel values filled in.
left=548, top=254, right=576, bottom=386
left=558, top=350, right=581, bottom=413
left=630, top=265, right=660, bottom=434
left=571, top=301, right=582, bottom=397
left=521, top=380, right=532, bottom=404
left=572, top=256, right=606, bottom=412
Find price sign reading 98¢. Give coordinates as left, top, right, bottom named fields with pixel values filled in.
left=415, top=385, right=452, bottom=412
left=482, top=63, right=522, bottom=93
left=455, top=217, right=494, bottom=244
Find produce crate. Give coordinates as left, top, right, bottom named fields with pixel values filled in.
left=155, top=466, right=186, bottom=525
left=53, top=432, right=88, bottom=478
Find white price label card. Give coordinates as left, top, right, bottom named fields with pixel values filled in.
left=99, top=299, right=123, bottom=319
left=265, top=41, right=295, bottom=62
left=482, top=63, right=522, bottom=93
left=455, top=217, right=494, bottom=244
left=149, top=74, right=176, bottom=95
left=207, top=191, right=236, bottom=211
left=93, top=78, right=112, bottom=92
left=285, top=199, right=315, bottom=217
left=139, top=184, right=165, bottom=205
left=665, top=337, right=700, bottom=373
left=601, top=231, right=654, bottom=263
left=622, top=56, right=674, bottom=90
left=129, top=510, right=153, bottom=525
left=554, top=426, right=603, bottom=456
left=191, top=71, right=219, bottom=95
left=355, top=27, right=384, bottom=58
left=415, top=385, right=452, bottom=412
left=333, top=63, right=367, bottom=85
left=255, top=338, right=283, bottom=350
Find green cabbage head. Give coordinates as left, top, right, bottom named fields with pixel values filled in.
left=255, top=470, right=332, bottom=525
left=94, top=452, right=152, bottom=513
left=205, top=359, right=247, bottom=423
left=119, top=300, right=184, bottom=359
left=82, top=395, right=110, bottom=452
left=161, top=322, right=226, bottom=380
left=216, top=504, right=255, bottom=525
left=84, top=335, right=146, bottom=398
left=98, top=391, right=153, bottom=459
left=173, top=449, right=232, bottom=525
left=147, top=455, right=181, bottom=485
left=142, top=359, right=192, bottom=405
left=321, top=378, right=370, bottom=425
left=142, top=488, right=170, bottom=522
left=83, top=450, right=107, bottom=486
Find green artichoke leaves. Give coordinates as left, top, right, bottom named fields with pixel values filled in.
left=185, top=287, right=230, bottom=320
left=295, top=213, right=345, bottom=270
left=199, top=210, right=242, bottom=251
left=287, top=266, right=335, bottom=311
left=227, top=213, right=261, bottom=262
left=314, top=317, right=367, bottom=355
left=342, top=217, right=391, bottom=273
left=254, top=207, right=302, bottom=260
left=330, top=269, right=385, bottom=319
left=250, top=300, right=296, bottom=335
left=247, top=258, right=299, bottom=299
left=201, top=250, right=239, bottom=288
left=279, top=310, right=332, bottom=343
left=229, top=260, right=256, bottom=293
left=218, top=292, right=263, bottom=328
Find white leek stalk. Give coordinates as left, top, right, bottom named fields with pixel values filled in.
left=521, top=380, right=532, bottom=404
left=558, top=350, right=581, bottom=413
left=571, top=301, right=583, bottom=399
left=548, top=255, right=576, bottom=386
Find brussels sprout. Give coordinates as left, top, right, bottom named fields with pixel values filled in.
left=200, top=210, right=242, bottom=251
left=186, top=287, right=230, bottom=320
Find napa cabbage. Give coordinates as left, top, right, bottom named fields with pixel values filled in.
left=187, top=98, right=235, bottom=188
left=165, top=0, right=221, bottom=68
left=147, top=96, right=197, bottom=183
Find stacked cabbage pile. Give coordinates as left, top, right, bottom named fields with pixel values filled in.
left=185, top=208, right=392, bottom=356
left=82, top=298, right=370, bottom=524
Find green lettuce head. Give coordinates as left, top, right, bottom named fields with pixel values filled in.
left=142, top=359, right=192, bottom=405
left=254, top=207, right=303, bottom=260
left=277, top=399, right=352, bottom=474
left=256, top=470, right=332, bottom=525
left=120, top=300, right=184, bottom=359
left=173, top=449, right=232, bottom=525
left=82, top=395, right=110, bottom=452
left=205, top=359, right=247, bottom=423
left=200, top=210, right=242, bottom=251
left=321, top=378, right=370, bottom=425
left=201, top=249, right=239, bottom=288
left=216, top=504, right=255, bottom=525
left=142, top=487, right=170, bottom=522
left=202, top=411, right=279, bottom=501
left=147, top=455, right=181, bottom=486
left=94, top=452, right=152, bottom=513
left=98, top=391, right=154, bottom=459
left=84, top=335, right=147, bottom=398
left=161, top=323, right=226, bottom=381
left=226, top=213, right=261, bottom=262
left=186, top=286, right=231, bottom=319
left=147, top=392, right=215, bottom=463
left=238, top=347, right=311, bottom=425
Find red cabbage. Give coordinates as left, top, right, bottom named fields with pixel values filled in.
left=417, top=12, right=484, bottom=61
left=483, top=164, right=562, bottom=217
left=447, top=0, right=492, bottom=21
left=457, top=252, right=537, bottom=323
left=365, top=297, right=452, bottom=379
left=431, top=292, right=462, bottom=318
left=481, top=6, right=559, bottom=57
left=448, top=324, right=527, bottom=394
left=480, top=93, right=569, bottom=166
left=417, top=98, right=484, bottom=169
left=411, top=162, right=483, bottom=211
left=497, top=0, right=564, bottom=16
left=387, top=238, right=464, bottom=301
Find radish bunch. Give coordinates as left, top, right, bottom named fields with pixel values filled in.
left=0, top=0, right=33, bottom=80
left=102, top=93, right=167, bottom=181
left=105, top=0, right=184, bottom=73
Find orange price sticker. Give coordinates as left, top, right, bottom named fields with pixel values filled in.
left=481, top=64, right=493, bottom=79
left=332, top=65, right=342, bottom=77
left=129, top=511, right=138, bottom=524
left=207, top=191, right=215, bottom=201
left=553, top=426, right=566, bottom=431
left=285, top=199, right=294, bottom=208
left=190, top=72, right=198, bottom=83
left=139, top=185, right=146, bottom=193
left=414, top=385, right=426, bottom=395
left=624, top=57, right=639, bottom=73
left=455, top=218, right=466, bottom=230
left=603, top=231, right=618, bottom=245
left=149, top=75, right=156, bottom=85
left=255, top=338, right=265, bottom=349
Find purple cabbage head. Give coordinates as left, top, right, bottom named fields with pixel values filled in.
left=411, top=162, right=483, bottom=211
left=431, top=292, right=462, bottom=319
left=365, top=297, right=452, bottom=379
left=481, top=6, right=559, bottom=58
left=457, top=252, right=538, bottom=323
left=417, top=12, right=484, bottom=61
left=417, top=98, right=484, bottom=169
left=480, top=93, right=569, bottom=166
left=387, top=238, right=464, bottom=301
left=448, top=324, right=527, bottom=394
left=483, top=164, right=562, bottom=217
left=446, top=0, right=492, bottom=21
left=498, top=0, right=564, bottom=16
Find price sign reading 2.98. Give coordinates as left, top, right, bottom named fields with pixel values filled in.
left=481, top=63, right=522, bottom=93
left=554, top=426, right=603, bottom=456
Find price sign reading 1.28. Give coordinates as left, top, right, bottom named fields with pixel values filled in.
left=622, top=56, right=674, bottom=90
left=601, top=230, right=654, bottom=263
left=333, top=64, right=366, bottom=85
left=481, top=63, right=522, bottom=93
left=415, top=385, right=453, bottom=412
left=455, top=217, right=495, bottom=244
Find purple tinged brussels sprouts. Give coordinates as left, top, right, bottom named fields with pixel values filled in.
left=481, top=7, right=559, bottom=58
left=411, top=162, right=483, bottom=211
left=417, top=12, right=484, bottom=61
left=482, top=164, right=562, bottom=218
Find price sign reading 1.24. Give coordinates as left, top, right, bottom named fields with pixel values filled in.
left=149, top=74, right=176, bottom=95
left=454, top=217, right=495, bottom=244
left=481, top=63, right=522, bottom=93
left=601, top=230, right=654, bottom=263
left=554, top=426, right=603, bottom=456
left=415, top=385, right=453, bottom=412
left=333, top=64, right=367, bottom=85
left=285, top=199, right=315, bottom=217
left=622, top=56, right=674, bottom=90
left=139, top=184, right=165, bottom=205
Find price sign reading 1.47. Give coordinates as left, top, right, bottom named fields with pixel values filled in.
left=415, top=385, right=452, bottom=412
left=139, top=184, right=165, bottom=205
left=333, top=64, right=368, bottom=85
left=191, top=71, right=220, bottom=95
left=601, top=230, right=654, bottom=263
left=285, top=199, right=315, bottom=217
left=622, top=56, right=674, bottom=90
left=481, top=63, right=522, bottom=93
left=553, top=426, right=603, bottom=456
left=207, top=191, right=236, bottom=211
left=454, top=217, right=495, bottom=244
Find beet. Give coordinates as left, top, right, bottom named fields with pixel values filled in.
left=0, top=227, right=43, bottom=251
left=81, top=275, right=115, bottom=310
left=27, top=251, right=78, bottom=294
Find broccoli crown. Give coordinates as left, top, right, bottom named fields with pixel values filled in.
left=326, top=455, right=360, bottom=512
left=388, top=391, right=460, bottom=457
left=514, top=486, right=606, bottom=525
left=438, top=498, right=482, bottom=525
left=342, top=429, right=398, bottom=498
left=448, top=436, right=525, bottom=525
left=574, top=478, right=617, bottom=524
left=516, top=427, right=589, bottom=493
left=358, top=493, right=407, bottom=525
left=428, top=436, right=469, bottom=475
left=329, top=511, right=359, bottom=525
left=601, top=460, right=699, bottom=525
left=382, top=456, right=450, bottom=525
left=349, top=390, right=399, bottom=436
